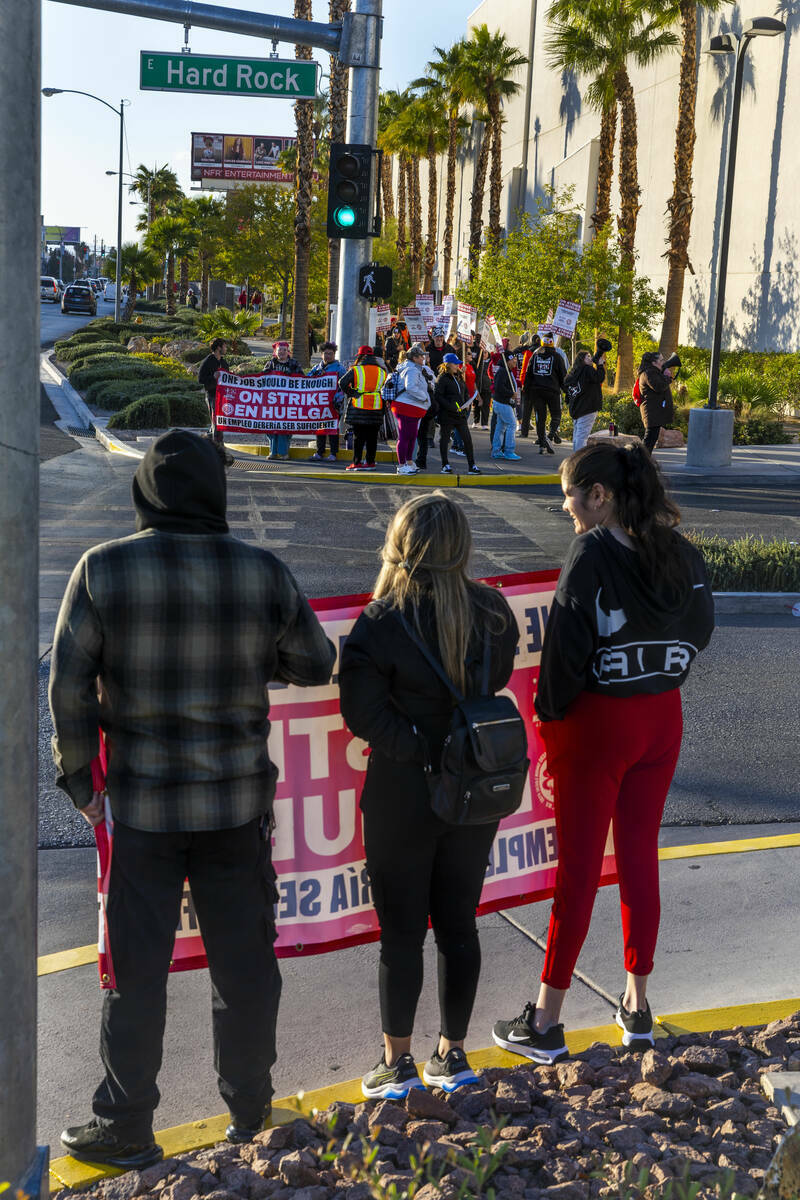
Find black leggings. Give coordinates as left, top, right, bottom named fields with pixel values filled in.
left=353, top=425, right=379, bottom=464
left=643, top=426, right=661, bottom=452
left=316, top=433, right=340, bottom=455
left=364, top=787, right=498, bottom=1039
left=533, top=393, right=562, bottom=443
left=439, top=415, right=474, bottom=468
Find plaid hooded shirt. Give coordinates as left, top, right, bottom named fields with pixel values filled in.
left=49, top=431, right=336, bottom=833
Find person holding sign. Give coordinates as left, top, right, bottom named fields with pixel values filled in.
left=493, top=442, right=713, bottom=1063
left=265, top=340, right=303, bottom=460
left=340, top=492, right=519, bottom=1097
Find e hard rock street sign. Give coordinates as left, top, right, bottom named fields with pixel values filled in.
left=140, top=52, right=318, bottom=99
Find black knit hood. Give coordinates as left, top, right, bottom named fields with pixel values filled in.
left=132, top=430, right=228, bottom=535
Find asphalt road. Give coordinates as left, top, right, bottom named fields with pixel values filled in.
left=39, top=299, right=97, bottom=347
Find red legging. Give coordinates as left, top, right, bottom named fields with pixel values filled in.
left=540, top=689, right=683, bottom=989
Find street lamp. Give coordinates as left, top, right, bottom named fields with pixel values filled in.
left=687, top=16, right=786, bottom=466
left=41, top=88, right=130, bottom=321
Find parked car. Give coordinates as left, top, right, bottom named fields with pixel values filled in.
left=62, top=283, right=97, bottom=315
left=103, top=282, right=128, bottom=303
left=40, top=276, right=60, bottom=303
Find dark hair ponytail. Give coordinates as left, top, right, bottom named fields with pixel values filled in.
left=561, top=443, right=690, bottom=604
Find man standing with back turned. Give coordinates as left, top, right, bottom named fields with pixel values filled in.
left=49, top=430, right=336, bottom=1168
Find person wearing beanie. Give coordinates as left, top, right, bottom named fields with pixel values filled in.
left=308, top=341, right=346, bottom=461
left=265, top=340, right=303, bottom=460
left=392, top=343, right=431, bottom=474
left=339, top=346, right=388, bottom=471
left=520, top=335, right=567, bottom=453
left=50, top=430, right=336, bottom=1167
left=425, top=326, right=457, bottom=374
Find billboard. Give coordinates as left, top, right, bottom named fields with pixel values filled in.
left=191, top=132, right=296, bottom=186
left=43, top=225, right=81, bottom=244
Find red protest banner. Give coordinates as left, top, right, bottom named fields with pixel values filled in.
left=215, top=370, right=338, bottom=435
left=93, top=570, right=618, bottom=987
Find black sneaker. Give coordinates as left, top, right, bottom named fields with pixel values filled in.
left=361, top=1052, right=425, bottom=1099
left=468, top=464, right=481, bottom=474
left=226, top=1103, right=272, bottom=1144
left=615, top=994, right=655, bottom=1048
left=422, top=1045, right=478, bottom=1093
left=60, top=1120, right=163, bottom=1169
left=549, top=430, right=562, bottom=445
left=540, top=436, right=555, bottom=455
left=441, top=463, right=453, bottom=474
left=492, top=1002, right=569, bottom=1064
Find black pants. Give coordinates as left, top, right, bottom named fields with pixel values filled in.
left=472, top=392, right=490, bottom=427
left=316, top=433, right=340, bottom=455
left=439, top=414, right=474, bottom=468
left=353, top=425, right=379, bottom=464
left=415, top=411, right=436, bottom=468
left=206, top=392, right=225, bottom=446
left=531, top=392, right=562, bottom=444
left=643, top=425, right=661, bottom=452
left=93, top=818, right=281, bottom=1141
left=363, top=787, right=498, bottom=1040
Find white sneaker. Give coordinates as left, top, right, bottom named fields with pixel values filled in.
left=396, top=463, right=413, bottom=475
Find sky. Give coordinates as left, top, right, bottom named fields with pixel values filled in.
left=41, top=0, right=473, bottom=250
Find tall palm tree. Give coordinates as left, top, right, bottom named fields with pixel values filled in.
left=129, top=163, right=181, bottom=226
left=291, top=0, right=315, bottom=367
left=659, top=0, right=725, bottom=352
left=407, top=89, right=449, bottom=293
left=384, top=100, right=429, bottom=289
left=417, top=41, right=469, bottom=295
left=378, top=91, right=408, bottom=261
left=326, top=0, right=351, bottom=340
left=547, top=0, right=677, bottom=386
left=181, top=194, right=225, bottom=311
left=460, top=26, right=527, bottom=253
left=145, top=215, right=194, bottom=315
left=112, top=243, right=160, bottom=319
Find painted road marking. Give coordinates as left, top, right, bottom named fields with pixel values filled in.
left=48, top=996, right=800, bottom=1193
left=38, top=832, right=800, bottom=978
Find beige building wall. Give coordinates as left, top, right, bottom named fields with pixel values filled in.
left=422, top=0, right=799, bottom=350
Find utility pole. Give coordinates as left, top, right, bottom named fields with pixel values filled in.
left=0, top=0, right=48, bottom=1195
left=334, top=0, right=382, bottom=362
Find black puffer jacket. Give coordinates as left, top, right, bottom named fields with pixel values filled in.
left=639, top=365, right=674, bottom=427
left=339, top=594, right=519, bottom=807
left=565, top=361, right=606, bottom=419
left=434, top=370, right=469, bottom=417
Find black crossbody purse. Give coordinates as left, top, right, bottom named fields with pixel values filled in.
left=396, top=613, right=530, bottom=826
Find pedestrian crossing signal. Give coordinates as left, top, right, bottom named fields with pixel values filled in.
left=327, top=143, right=374, bottom=239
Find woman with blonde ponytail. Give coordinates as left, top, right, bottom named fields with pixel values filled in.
left=340, top=492, right=518, bottom=1099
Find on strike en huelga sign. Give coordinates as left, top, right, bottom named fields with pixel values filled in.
left=374, top=304, right=392, bottom=333
left=93, top=572, right=618, bottom=987
left=552, top=300, right=581, bottom=340
left=214, top=371, right=338, bottom=434
left=401, top=306, right=429, bottom=342
left=457, top=304, right=476, bottom=337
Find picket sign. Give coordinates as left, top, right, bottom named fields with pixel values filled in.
left=401, top=305, right=429, bottom=342
left=457, top=302, right=476, bottom=338
left=93, top=570, right=618, bottom=988
left=552, top=300, right=581, bottom=340
left=215, top=371, right=338, bottom=435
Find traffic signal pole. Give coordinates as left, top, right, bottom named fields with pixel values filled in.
left=334, top=0, right=382, bottom=363
left=0, top=0, right=48, bottom=1195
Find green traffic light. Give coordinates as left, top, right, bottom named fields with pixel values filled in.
left=335, top=206, right=356, bottom=229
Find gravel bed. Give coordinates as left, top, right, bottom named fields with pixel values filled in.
left=63, top=1015, right=800, bottom=1199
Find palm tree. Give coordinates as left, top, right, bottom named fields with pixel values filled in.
left=326, top=0, right=351, bottom=340
left=546, top=0, right=677, bottom=386
left=111, top=242, right=160, bottom=319
left=378, top=91, right=409, bottom=263
left=659, top=0, right=725, bottom=352
left=146, top=215, right=194, bottom=315
left=417, top=41, right=469, bottom=295
left=384, top=100, right=429, bottom=289
left=180, top=194, right=224, bottom=311
left=406, top=89, right=449, bottom=293
left=460, top=26, right=527, bottom=253
left=129, top=163, right=181, bottom=226
left=291, top=0, right=315, bottom=367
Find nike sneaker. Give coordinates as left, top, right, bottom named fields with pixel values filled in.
left=492, top=1002, right=569, bottom=1064
left=361, top=1052, right=425, bottom=1100
left=615, top=994, right=655, bottom=1048
left=422, top=1046, right=478, bottom=1092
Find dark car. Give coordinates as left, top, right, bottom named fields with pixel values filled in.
left=62, top=283, right=97, bottom=315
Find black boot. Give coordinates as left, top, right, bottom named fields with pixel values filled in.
left=61, top=1120, right=163, bottom=1169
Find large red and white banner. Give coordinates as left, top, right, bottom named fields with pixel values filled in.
left=214, top=371, right=338, bottom=435
left=95, top=571, right=617, bottom=987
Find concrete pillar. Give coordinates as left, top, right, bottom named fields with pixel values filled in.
left=685, top=406, right=735, bottom=468
left=0, top=0, right=48, bottom=1194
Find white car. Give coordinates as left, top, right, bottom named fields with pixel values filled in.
left=104, top=282, right=128, bottom=303
left=41, top=276, right=61, bottom=303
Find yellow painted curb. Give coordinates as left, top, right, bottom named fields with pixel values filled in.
left=228, top=464, right=562, bottom=488
left=229, top=444, right=397, bottom=464
left=48, top=998, right=800, bottom=1193
left=658, top=832, right=800, bottom=860
left=38, top=943, right=97, bottom=976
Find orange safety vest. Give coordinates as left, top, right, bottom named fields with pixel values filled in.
left=351, top=363, right=387, bottom=410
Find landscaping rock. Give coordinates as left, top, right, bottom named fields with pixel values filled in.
left=405, top=1087, right=458, bottom=1125
left=639, top=1049, right=673, bottom=1086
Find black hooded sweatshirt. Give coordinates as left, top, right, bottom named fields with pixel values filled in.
left=535, top=525, right=714, bottom=722
left=565, top=360, right=606, bottom=419
left=521, top=345, right=567, bottom=399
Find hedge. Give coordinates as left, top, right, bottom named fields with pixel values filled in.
left=69, top=361, right=165, bottom=390
left=60, top=341, right=131, bottom=364
left=67, top=352, right=132, bottom=379
left=87, top=377, right=204, bottom=411
left=108, top=395, right=170, bottom=429
left=687, top=533, right=800, bottom=592
left=158, top=393, right=209, bottom=427
left=130, top=352, right=193, bottom=379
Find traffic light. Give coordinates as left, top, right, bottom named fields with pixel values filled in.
left=327, top=143, right=374, bottom=239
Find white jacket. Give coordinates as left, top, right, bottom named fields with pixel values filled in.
left=394, top=360, right=431, bottom=415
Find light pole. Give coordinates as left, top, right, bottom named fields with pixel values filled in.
left=42, top=88, right=130, bottom=321
left=687, top=16, right=786, bottom=466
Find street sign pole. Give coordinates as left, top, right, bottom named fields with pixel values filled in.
left=335, top=0, right=382, bottom=363
left=0, top=0, right=48, bottom=1195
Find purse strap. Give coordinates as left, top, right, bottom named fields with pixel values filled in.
left=395, top=611, right=491, bottom=702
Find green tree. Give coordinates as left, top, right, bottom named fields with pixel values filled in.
left=145, top=215, right=194, bottom=315
left=459, top=25, right=527, bottom=258
left=405, top=87, right=449, bottom=293
left=129, top=163, right=181, bottom=227
left=378, top=90, right=410, bottom=265
left=291, top=0, right=315, bottom=367
left=546, top=0, right=677, bottom=386
left=180, top=194, right=225, bottom=311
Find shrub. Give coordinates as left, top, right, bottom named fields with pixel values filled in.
left=733, top=417, right=793, bottom=445
left=108, top=395, right=170, bottom=429
left=196, top=305, right=262, bottom=344
left=166, top=393, right=210, bottom=426
left=130, top=352, right=192, bottom=379
left=87, top=377, right=203, bottom=411
left=61, top=341, right=129, bottom=363
left=232, top=355, right=271, bottom=375
left=181, top=345, right=212, bottom=364
left=70, top=361, right=164, bottom=390
left=686, top=533, right=800, bottom=591
left=132, top=299, right=167, bottom=313
left=686, top=368, right=785, bottom=418
left=67, top=352, right=132, bottom=379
